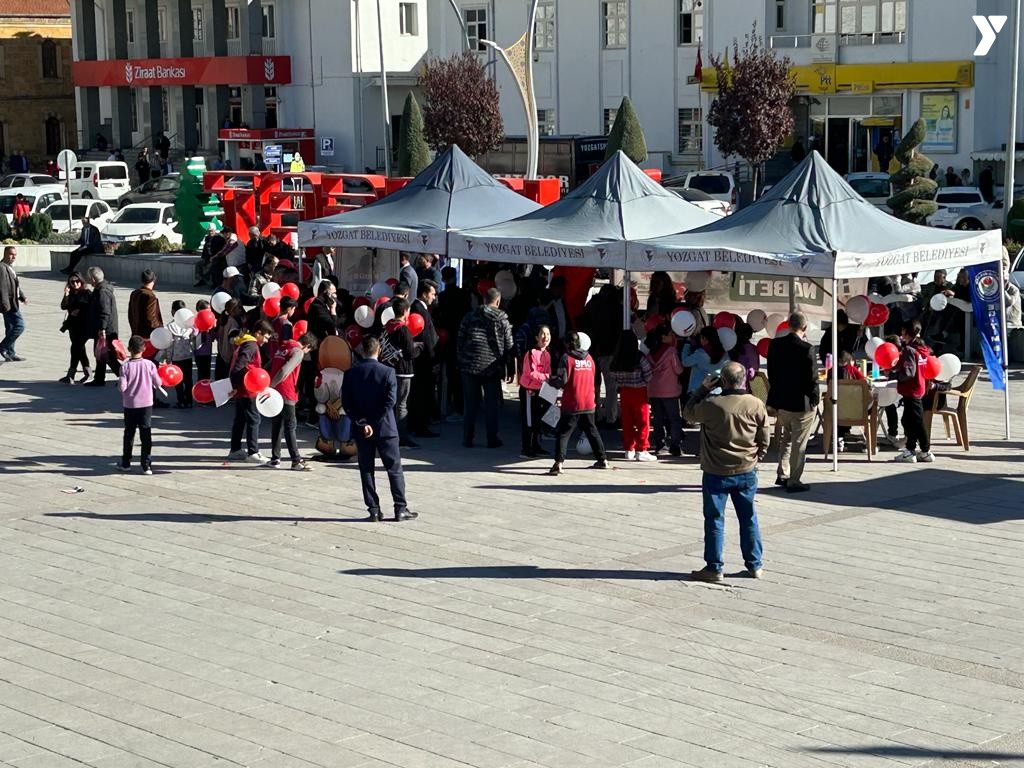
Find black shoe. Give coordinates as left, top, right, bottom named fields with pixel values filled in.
left=786, top=482, right=811, bottom=494
left=59, top=376, right=73, bottom=384
left=547, top=463, right=562, bottom=476
left=399, top=439, right=420, bottom=449
left=366, top=510, right=383, bottom=522
left=414, top=430, right=440, bottom=438
left=669, top=444, right=682, bottom=458
left=590, top=460, right=610, bottom=470
left=486, top=439, right=504, bottom=448
left=775, top=475, right=788, bottom=487
left=394, top=509, right=418, bottom=521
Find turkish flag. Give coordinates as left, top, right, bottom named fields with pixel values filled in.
left=693, top=41, right=703, bottom=82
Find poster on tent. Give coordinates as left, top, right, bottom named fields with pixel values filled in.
left=633, top=271, right=867, bottom=323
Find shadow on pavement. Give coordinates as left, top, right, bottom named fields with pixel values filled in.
left=340, top=564, right=688, bottom=580
left=805, top=746, right=1024, bottom=762
left=45, top=511, right=370, bottom=524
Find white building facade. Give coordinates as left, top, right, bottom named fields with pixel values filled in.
left=70, top=0, right=1022, bottom=183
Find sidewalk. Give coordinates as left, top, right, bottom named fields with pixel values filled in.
left=0, top=274, right=1022, bottom=767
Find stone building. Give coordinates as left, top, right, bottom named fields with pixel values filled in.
left=0, top=0, right=76, bottom=170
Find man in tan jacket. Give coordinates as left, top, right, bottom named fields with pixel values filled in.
left=683, top=361, right=770, bottom=582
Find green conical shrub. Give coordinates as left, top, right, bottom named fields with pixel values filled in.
left=604, top=96, right=648, bottom=163
left=398, top=93, right=431, bottom=176
left=174, top=157, right=224, bottom=251
left=888, top=119, right=937, bottom=223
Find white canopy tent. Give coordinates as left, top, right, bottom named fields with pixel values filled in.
left=626, top=152, right=1008, bottom=468
left=296, top=145, right=541, bottom=253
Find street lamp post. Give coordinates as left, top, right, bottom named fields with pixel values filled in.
left=375, top=0, right=391, bottom=177
left=1004, top=0, right=1021, bottom=230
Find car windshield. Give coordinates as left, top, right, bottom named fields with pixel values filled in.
left=32, top=176, right=59, bottom=184
left=45, top=203, right=91, bottom=219
left=0, top=196, right=33, bottom=213
left=849, top=179, right=891, bottom=198
left=936, top=193, right=982, bottom=205
left=113, top=207, right=161, bottom=224
left=99, top=166, right=127, bottom=180
left=687, top=175, right=731, bottom=194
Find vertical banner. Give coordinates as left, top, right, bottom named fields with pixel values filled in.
left=966, top=262, right=1006, bottom=390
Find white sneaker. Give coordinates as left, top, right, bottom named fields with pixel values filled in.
left=635, top=451, right=658, bottom=462
left=916, top=451, right=935, bottom=463
left=837, top=438, right=846, bottom=453
left=893, top=449, right=917, bottom=463
left=623, top=450, right=636, bottom=461
left=227, top=449, right=247, bottom=461
left=245, top=452, right=269, bottom=465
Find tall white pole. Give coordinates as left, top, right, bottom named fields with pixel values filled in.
left=525, top=0, right=541, bottom=180
left=375, top=0, right=392, bottom=177
left=1004, top=0, right=1021, bottom=230
left=831, top=280, right=840, bottom=472
left=446, top=0, right=471, bottom=52
left=999, top=255, right=1011, bottom=439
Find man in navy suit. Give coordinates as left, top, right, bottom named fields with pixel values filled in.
left=342, top=337, right=417, bottom=522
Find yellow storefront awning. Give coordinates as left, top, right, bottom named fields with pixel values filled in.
left=701, top=60, right=973, bottom=94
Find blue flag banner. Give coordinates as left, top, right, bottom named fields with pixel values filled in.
left=966, top=262, right=1006, bottom=391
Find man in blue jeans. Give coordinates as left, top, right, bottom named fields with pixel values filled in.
left=0, top=246, right=27, bottom=362
left=683, top=361, right=770, bottom=581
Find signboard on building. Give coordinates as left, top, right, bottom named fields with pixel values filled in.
left=811, top=34, right=837, bottom=63
left=72, top=55, right=292, bottom=88
left=920, top=93, right=957, bottom=153
left=263, top=144, right=283, bottom=165
left=321, top=137, right=335, bottom=157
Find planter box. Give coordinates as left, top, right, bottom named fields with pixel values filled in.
left=5, top=244, right=76, bottom=269
left=49, top=250, right=201, bottom=288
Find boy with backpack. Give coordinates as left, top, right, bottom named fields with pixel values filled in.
left=269, top=331, right=317, bottom=470
left=892, top=320, right=934, bottom=464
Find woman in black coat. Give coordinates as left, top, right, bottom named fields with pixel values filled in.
left=59, top=271, right=92, bottom=383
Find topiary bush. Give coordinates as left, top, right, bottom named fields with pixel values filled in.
left=887, top=118, right=937, bottom=225
left=604, top=96, right=648, bottom=163
left=114, top=235, right=175, bottom=255
left=0, top=214, right=11, bottom=240
left=398, top=93, right=431, bottom=176
left=17, top=213, right=52, bottom=242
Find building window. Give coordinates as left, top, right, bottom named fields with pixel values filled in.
left=603, top=108, right=617, bottom=134
left=537, top=109, right=555, bottom=136
left=813, top=0, right=906, bottom=35
left=678, top=107, right=702, bottom=154
left=126, top=9, right=135, bottom=43
left=192, top=8, right=204, bottom=40
left=226, top=6, right=241, bottom=40
left=399, top=3, right=418, bottom=35
left=262, top=4, right=276, bottom=38
left=534, top=3, right=555, bottom=51
left=41, top=39, right=58, bottom=79
left=265, top=87, right=278, bottom=129
left=677, top=0, right=703, bottom=45
left=130, top=92, right=139, bottom=133
left=602, top=1, right=628, bottom=48
left=157, top=8, right=167, bottom=42
left=775, top=0, right=786, bottom=29
left=463, top=8, right=487, bottom=51
left=45, top=116, right=61, bottom=155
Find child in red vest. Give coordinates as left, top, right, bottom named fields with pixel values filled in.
left=892, top=320, right=934, bottom=464
left=547, top=332, right=608, bottom=475
left=269, top=332, right=317, bottom=470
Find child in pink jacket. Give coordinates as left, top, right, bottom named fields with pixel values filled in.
left=645, top=324, right=685, bottom=456
left=519, top=325, right=552, bottom=457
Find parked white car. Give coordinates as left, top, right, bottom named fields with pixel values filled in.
left=667, top=187, right=730, bottom=217
left=101, top=203, right=180, bottom=245
left=69, top=161, right=132, bottom=204
left=680, top=170, right=737, bottom=210
left=0, top=173, right=60, bottom=189
left=846, top=172, right=893, bottom=211
left=1011, top=249, right=1024, bottom=291
left=928, top=199, right=1003, bottom=230
left=0, top=185, right=66, bottom=224
left=43, top=199, right=115, bottom=233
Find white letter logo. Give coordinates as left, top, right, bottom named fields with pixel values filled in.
left=973, top=15, right=1007, bottom=56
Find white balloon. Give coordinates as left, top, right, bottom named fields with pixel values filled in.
left=671, top=310, right=697, bottom=337
left=764, top=313, right=787, bottom=339
left=370, top=282, right=392, bottom=302
left=937, top=353, right=962, bottom=382
left=846, top=295, right=870, bottom=325
left=865, top=337, right=885, bottom=357
left=315, top=403, right=327, bottom=415
left=576, top=434, right=593, bottom=456
left=717, top=327, right=738, bottom=352
left=868, top=292, right=885, bottom=305
left=150, top=327, right=173, bottom=350
left=930, top=293, right=948, bottom=312
left=354, top=305, right=374, bottom=329
left=173, top=308, right=195, bottom=328
left=746, top=309, right=767, bottom=332
left=261, top=281, right=281, bottom=299
left=876, top=387, right=901, bottom=408
left=577, top=332, right=592, bottom=353
left=494, top=269, right=518, bottom=299
left=380, top=306, right=395, bottom=325
left=255, top=387, right=284, bottom=418
left=685, top=271, right=710, bottom=292
left=211, top=291, right=231, bottom=314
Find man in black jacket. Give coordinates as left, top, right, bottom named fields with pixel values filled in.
left=766, top=312, right=819, bottom=493
left=435, top=267, right=471, bottom=415
left=62, top=217, right=104, bottom=275
left=457, top=287, right=514, bottom=448
left=83, top=267, right=121, bottom=386
left=380, top=298, right=417, bottom=447
left=409, top=280, right=439, bottom=438
left=307, top=281, right=342, bottom=340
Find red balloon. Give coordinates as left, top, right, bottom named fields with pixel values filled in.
left=407, top=313, right=425, bottom=337
left=263, top=296, right=281, bottom=317
left=280, top=282, right=300, bottom=300
left=922, top=355, right=942, bottom=380
left=757, top=337, right=772, bottom=359
left=353, top=296, right=372, bottom=310
left=437, top=328, right=450, bottom=347
left=292, top=320, right=308, bottom=338
left=158, top=363, right=183, bottom=387
left=244, top=367, right=270, bottom=396
left=866, top=303, right=890, bottom=327
left=194, top=308, right=216, bottom=332
left=192, top=379, right=214, bottom=404
left=874, top=341, right=900, bottom=370
left=776, top=321, right=790, bottom=337
left=142, top=339, right=159, bottom=359
left=376, top=296, right=390, bottom=307
left=344, top=325, right=364, bottom=348
left=303, top=297, right=314, bottom=314
left=713, top=312, right=736, bottom=330
left=477, top=279, right=496, bottom=296
left=277, top=259, right=294, bottom=270
left=385, top=278, right=399, bottom=288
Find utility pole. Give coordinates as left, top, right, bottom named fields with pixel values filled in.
left=375, top=0, right=392, bottom=177
left=1004, top=0, right=1021, bottom=229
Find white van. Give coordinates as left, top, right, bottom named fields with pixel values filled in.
left=69, top=161, right=132, bottom=204
left=0, top=185, right=66, bottom=224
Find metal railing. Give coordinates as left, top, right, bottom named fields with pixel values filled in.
left=769, top=30, right=905, bottom=48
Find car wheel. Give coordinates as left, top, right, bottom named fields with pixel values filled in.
left=82, top=191, right=92, bottom=199
left=955, top=219, right=982, bottom=231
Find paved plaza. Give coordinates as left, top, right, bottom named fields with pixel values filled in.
left=1, top=273, right=1023, bottom=768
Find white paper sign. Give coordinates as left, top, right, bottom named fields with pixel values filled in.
left=539, top=381, right=562, bottom=405
left=211, top=378, right=234, bottom=407
left=541, top=405, right=561, bottom=428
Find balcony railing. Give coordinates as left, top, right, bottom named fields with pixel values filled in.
left=769, top=31, right=905, bottom=49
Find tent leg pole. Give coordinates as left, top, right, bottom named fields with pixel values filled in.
left=623, top=271, right=630, bottom=331
left=999, top=256, right=1011, bottom=440
left=831, top=283, right=839, bottom=472
left=789, top=276, right=796, bottom=314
